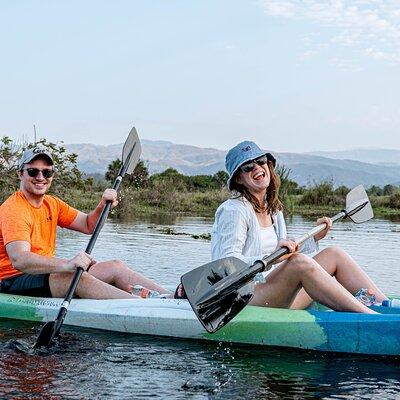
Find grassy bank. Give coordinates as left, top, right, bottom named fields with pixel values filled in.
left=61, top=187, right=400, bottom=220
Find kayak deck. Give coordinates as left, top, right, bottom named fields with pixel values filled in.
left=1, top=293, right=399, bottom=356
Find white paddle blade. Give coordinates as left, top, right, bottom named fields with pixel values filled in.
left=122, top=127, right=142, bottom=174
left=345, top=185, right=374, bottom=224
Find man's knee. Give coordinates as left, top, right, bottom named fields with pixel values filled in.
left=49, top=270, right=95, bottom=295
left=98, top=259, right=128, bottom=270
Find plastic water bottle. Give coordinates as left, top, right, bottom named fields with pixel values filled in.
left=131, top=285, right=160, bottom=299
left=355, top=288, right=376, bottom=306
left=381, top=299, right=400, bottom=308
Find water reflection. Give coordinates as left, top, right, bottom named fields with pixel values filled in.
left=2, top=321, right=399, bottom=399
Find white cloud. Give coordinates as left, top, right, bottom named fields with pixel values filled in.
left=329, top=57, right=363, bottom=71
left=260, top=0, right=400, bottom=65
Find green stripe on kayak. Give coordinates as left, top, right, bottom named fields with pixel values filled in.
left=202, top=306, right=327, bottom=349
left=0, top=293, right=51, bottom=322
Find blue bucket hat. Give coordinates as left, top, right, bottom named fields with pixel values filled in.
left=225, top=140, right=276, bottom=190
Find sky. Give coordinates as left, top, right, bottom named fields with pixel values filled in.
left=0, top=0, right=399, bottom=152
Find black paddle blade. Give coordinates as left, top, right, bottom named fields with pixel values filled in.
left=181, top=257, right=255, bottom=333
left=34, top=321, right=57, bottom=349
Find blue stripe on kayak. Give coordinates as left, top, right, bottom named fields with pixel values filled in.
left=310, top=309, right=400, bottom=355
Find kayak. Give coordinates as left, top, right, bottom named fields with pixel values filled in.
left=0, top=293, right=399, bottom=356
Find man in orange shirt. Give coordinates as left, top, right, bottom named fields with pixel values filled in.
left=0, top=147, right=171, bottom=299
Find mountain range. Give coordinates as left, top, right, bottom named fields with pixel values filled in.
left=64, top=141, right=400, bottom=188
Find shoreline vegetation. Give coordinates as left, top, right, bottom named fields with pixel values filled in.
left=1, top=136, right=400, bottom=220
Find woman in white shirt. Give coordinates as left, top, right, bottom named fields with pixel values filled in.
left=211, top=140, right=387, bottom=312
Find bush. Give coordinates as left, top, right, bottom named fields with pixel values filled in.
left=386, top=191, right=400, bottom=209
left=299, top=181, right=344, bottom=207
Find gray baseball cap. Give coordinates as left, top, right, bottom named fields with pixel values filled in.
left=19, top=147, right=54, bottom=170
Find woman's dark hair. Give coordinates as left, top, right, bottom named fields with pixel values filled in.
left=230, top=160, right=283, bottom=214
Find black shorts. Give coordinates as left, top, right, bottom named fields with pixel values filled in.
left=0, top=274, right=52, bottom=297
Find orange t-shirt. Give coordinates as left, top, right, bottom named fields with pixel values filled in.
left=0, top=191, right=79, bottom=280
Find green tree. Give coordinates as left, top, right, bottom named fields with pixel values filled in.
left=105, top=159, right=121, bottom=182
left=149, top=168, right=188, bottom=191
left=0, top=136, right=91, bottom=202
left=106, top=159, right=149, bottom=189
left=334, top=185, right=350, bottom=196
left=367, top=185, right=383, bottom=196
left=0, top=136, right=21, bottom=199
left=212, top=170, right=229, bottom=188
left=383, top=184, right=397, bottom=196
left=186, top=175, right=217, bottom=191
left=299, top=181, right=343, bottom=207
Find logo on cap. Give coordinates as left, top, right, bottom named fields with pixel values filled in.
left=242, top=146, right=251, bottom=152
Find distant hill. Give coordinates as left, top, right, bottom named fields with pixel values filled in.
left=308, top=149, right=400, bottom=166
left=66, top=140, right=226, bottom=176
left=64, top=140, right=400, bottom=188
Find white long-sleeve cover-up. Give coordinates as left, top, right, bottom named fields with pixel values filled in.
left=211, top=197, right=318, bottom=269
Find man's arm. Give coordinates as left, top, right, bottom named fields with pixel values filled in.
left=67, top=189, right=118, bottom=234
left=6, top=241, right=95, bottom=275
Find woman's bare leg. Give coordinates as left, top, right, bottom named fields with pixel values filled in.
left=88, top=260, right=172, bottom=294
left=250, top=253, right=377, bottom=314
left=290, top=247, right=386, bottom=310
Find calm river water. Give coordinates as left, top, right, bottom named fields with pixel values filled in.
left=1, top=214, right=400, bottom=399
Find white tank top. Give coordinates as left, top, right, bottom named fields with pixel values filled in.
left=257, top=225, right=279, bottom=281
left=259, top=225, right=278, bottom=256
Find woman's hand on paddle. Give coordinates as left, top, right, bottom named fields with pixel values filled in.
left=64, top=252, right=96, bottom=272
left=314, top=216, right=332, bottom=241
left=274, top=238, right=298, bottom=263
left=101, top=189, right=119, bottom=209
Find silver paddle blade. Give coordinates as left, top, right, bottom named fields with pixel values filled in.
left=122, top=127, right=142, bottom=174
left=345, top=185, right=373, bottom=224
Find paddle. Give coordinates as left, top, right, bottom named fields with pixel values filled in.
left=34, top=127, right=142, bottom=348
left=181, top=185, right=374, bottom=334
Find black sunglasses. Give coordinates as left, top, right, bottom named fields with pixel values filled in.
left=22, top=168, right=55, bottom=178
left=239, top=155, right=269, bottom=173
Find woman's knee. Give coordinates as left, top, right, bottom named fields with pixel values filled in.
left=286, top=253, right=320, bottom=275
left=287, top=253, right=311, bottom=267
left=318, top=246, right=349, bottom=264
left=319, top=246, right=347, bottom=259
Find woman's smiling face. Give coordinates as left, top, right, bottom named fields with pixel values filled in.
left=236, top=159, right=271, bottom=194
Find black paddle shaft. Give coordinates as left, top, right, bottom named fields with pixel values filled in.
left=45, top=144, right=136, bottom=342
